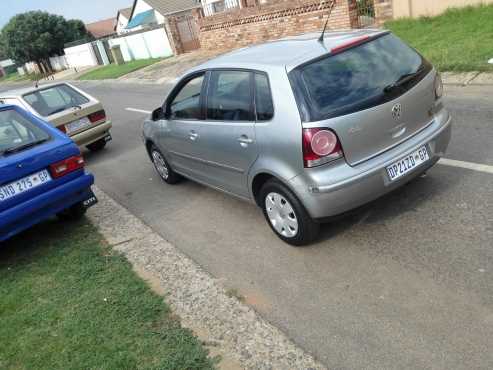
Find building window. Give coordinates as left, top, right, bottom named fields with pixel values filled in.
left=211, top=0, right=226, bottom=13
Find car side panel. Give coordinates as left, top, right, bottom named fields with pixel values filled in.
left=247, top=67, right=305, bottom=199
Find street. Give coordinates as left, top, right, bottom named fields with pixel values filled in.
left=6, top=81, right=493, bottom=369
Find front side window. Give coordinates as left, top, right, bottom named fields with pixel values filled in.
left=23, top=84, right=90, bottom=117
left=254, top=73, right=274, bottom=121
left=169, top=74, right=204, bottom=120
left=206, top=70, right=253, bottom=121
left=294, top=33, right=429, bottom=121
left=0, top=109, right=50, bottom=155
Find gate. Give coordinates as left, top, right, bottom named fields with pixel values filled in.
left=176, top=16, right=201, bottom=53
left=356, top=0, right=376, bottom=27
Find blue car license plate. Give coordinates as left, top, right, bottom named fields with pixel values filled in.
left=0, top=170, right=52, bottom=202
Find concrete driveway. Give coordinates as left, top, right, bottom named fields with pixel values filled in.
left=14, top=81, right=493, bottom=369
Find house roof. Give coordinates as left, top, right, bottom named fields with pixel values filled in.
left=85, top=18, right=116, bottom=39
left=130, top=0, right=200, bottom=20
left=118, top=7, right=133, bottom=19
left=126, top=9, right=155, bottom=29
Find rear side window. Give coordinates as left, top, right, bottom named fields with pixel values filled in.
left=206, top=70, right=253, bottom=121
left=169, top=74, right=204, bottom=120
left=254, top=73, right=274, bottom=121
left=293, top=33, right=429, bottom=121
left=23, top=85, right=89, bottom=117
left=0, top=109, right=49, bottom=154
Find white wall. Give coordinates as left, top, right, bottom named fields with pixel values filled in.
left=49, top=55, right=69, bottom=71
left=0, top=59, right=15, bottom=68
left=108, top=27, right=173, bottom=62
left=393, top=0, right=493, bottom=17
left=133, top=0, right=165, bottom=24
left=116, top=14, right=130, bottom=34
left=64, top=43, right=98, bottom=68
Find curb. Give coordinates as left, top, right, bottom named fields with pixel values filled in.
left=87, top=186, right=327, bottom=370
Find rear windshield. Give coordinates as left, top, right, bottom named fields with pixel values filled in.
left=0, top=109, right=50, bottom=155
left=23, top=84, right=89, bottom=117
left=292, top=33, right=430, bottom=121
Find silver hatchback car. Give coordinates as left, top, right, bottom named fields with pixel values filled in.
left=143, top=29, right=451, bottom=245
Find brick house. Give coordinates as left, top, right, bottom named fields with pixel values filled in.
left=126, top=0, right=203, bottom=53
left=196, top=0, right=361, bottom=53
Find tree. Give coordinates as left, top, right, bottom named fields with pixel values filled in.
left=0, top=11, right=91, bottom=74
left=66, top=19, right=94, bottom=44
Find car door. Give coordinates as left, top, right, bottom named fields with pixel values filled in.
left=194, top=69, right=259, bottom=198
left=157, top=73, right=207, bottom=180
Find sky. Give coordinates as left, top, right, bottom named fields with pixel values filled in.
left=0, top=0, right=134, bottom=28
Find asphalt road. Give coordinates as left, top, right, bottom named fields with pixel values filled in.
left=6, top=81, right=493, bottom=369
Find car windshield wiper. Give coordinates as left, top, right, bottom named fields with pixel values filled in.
left=383, top=66, right=425, bottom=93
left=2, top=138, right=48, bottom=156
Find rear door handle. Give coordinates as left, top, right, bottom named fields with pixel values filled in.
left=189, top=130, right=199, bottom=141
left=237, top=136, right=254, bottom=146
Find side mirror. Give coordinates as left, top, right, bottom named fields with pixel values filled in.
left=152, top=107, right=164, bottom=121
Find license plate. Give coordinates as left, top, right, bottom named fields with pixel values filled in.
left=65, top=117, right=91, bottom=134
left=82, top=195, right=98, bottom=209
left=0, top=170, right=51, bottom=202
left=386, top=146, right=430, bottom=182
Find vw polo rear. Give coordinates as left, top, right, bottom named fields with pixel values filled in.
left=0, top=105, right=97, bottom=242
left=287, top=32, right=452, bottom=220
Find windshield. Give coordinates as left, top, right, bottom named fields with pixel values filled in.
left=0, top=109, right=50, bottom=155
left=23, top=84, right=89, bottom=117
left=294, top=33, right=429, bottom=121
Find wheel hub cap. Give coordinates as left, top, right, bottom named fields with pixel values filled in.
left=152, top=151, right=169, bottom=180
left=265, top=192, right=298, bottom=238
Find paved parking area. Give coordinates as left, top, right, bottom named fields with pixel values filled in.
left=7, top=80, right=492, bottom=369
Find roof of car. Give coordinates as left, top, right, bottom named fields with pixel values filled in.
left=190, top=29, right=387, bottom=73
left=0, top=82, right=67, bottom=98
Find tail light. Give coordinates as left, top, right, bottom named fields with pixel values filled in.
left=49, top=155, right=85, bottom=178
left=302, top=128, right=343, bottom=168
left=57, top=125, right=67, bottom=133
left=88, top=110, right=106, bottom=123
left=434, top=73, right=443, bottom=99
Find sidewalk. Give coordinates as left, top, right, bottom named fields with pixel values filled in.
left=118, top=49, right=223, bottom=84
left=441, top=71, right=493, bottom=86
left=88, top=186, right=327, bottom=370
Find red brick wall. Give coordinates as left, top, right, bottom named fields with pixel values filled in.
left=197, top=0, right=359, bottom=53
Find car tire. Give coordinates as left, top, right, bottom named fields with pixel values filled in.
left=150, top=145, right=181, bottom=184
left=86, top=138, right=107, bottom=152
left=259, top=179, right=319, bottom=246
left=57, top=202, right=87, bottom=221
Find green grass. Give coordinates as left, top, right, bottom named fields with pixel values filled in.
left=0, top=72, right=30, bottom=83
left=78, top=59, right=162, bottom=80
left=385, top=4, right=493, bottom=72
left=0, top=219, right=216, bottom=370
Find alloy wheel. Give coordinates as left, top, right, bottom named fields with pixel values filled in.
left=152, top=150, right=169, bottom=180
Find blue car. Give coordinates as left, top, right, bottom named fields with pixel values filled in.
left=0, top=104, right=97, bottom=242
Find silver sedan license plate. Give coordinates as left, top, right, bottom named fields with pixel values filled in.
left=386, top=146, right=430, bottom=182
left=66, top=117, right=91, bottom=134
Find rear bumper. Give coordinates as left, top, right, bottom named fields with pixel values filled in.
left=0, top=173, right=95, bottom=242
left=71, top=120, right=112, bottom=147
left=290, top=111, right=452, bottom=220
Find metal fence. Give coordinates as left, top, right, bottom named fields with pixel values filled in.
left=356, top=0, right=376, bottom=27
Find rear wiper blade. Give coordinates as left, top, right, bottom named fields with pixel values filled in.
left=2, top=138, right=48, bottom=155
left=384, top=66, right=425, bottom=93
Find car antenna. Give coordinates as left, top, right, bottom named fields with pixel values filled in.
left=318, top=0, right=336, bottom=44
